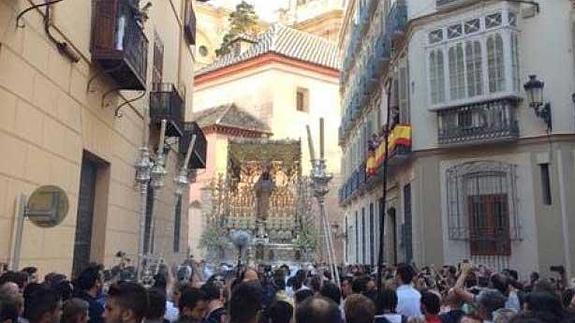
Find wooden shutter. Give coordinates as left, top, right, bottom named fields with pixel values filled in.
left=152, top=33, right=164, bottom=86
left=91, top=0, right=118, bottom=52
left=468, top=194, right=511, bottom=256
left=184, top=0, right=197, bottom=45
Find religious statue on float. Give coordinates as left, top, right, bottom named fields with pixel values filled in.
left=253, top=162, right=275, bottom=239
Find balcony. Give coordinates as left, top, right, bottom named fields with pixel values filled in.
left=91, top=0, right=148, bottom=90
left=150, top=83, right=185, bottom=138
left=437, top=98, right=519, bottom=146
left=179, top=122, right=207, bottom=169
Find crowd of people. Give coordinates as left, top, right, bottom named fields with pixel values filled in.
left=1, top=260, right=575, bottom=323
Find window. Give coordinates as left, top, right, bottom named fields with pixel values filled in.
left=184, top=0, right=197, bottom=45
left=487, top=34, right=505, bottom=93
left=429, top=50, right=446, bottom=104
left=468, top=194, right=511, bottom=256
left=355, top=211, right=359, bottom=263
left=464, top=19, right=481, bottom=34
left=199, top=45, right=209, bottom=57
left=447, top=23, right=463, bottom=39
left=296, top=88, right=309, bottom=112
left=465, top=41, right=483, bottom=97
left=173, top=196, right=182, bottom=252
left=485, top=12, right=503, bottom=29
left=362, top=207, right=366, bottom=264
left=511, top=33, right=520, bottom=92
left=427, top=10, right=519, bottom=107
left=152, top=33, right=164, bottom=86
left=508, top=12, right=517, bottom=27
left=448, top=44, right=465, bottom=100
left=399, top=66, right=410, bottom=123
left=540, top=163, right=552, bottom=205
left=403, top=184, right=413, bottom=263
left=369, top=203, right=375, bottom=265
left=429, top=29, right=444, bottom=44
left=446, top=161, right=521, bottom=258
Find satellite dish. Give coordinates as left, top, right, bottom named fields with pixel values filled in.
left=26, top=185, right=69, bottom=228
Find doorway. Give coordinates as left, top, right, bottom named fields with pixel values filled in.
left=72, top=152, right=109, bottom=277
left=388, top=207, right=398, bottom=265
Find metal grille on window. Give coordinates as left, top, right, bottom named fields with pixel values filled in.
left=464, top=19, right=480, bottom=34
left=429, top=29, right=444, bottom=44
left=446, top=161, right=520, bottom=264
left=447, top=24, right=463, bottom=39
left=485, top=12, right=502, bottom=29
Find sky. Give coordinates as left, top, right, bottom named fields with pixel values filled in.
left=209, top=0, right=290, bottom=22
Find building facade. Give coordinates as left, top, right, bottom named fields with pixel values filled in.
left=194, top=0, right=345, bottom=71
left=339, top=0, right=575, bottom=277
left=0, top=0, right=200, bottom=276
left=189, top=24, right=344, bottom=262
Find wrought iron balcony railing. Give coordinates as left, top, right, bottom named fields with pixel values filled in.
left=91, top=0, right=148, bottom=90
left=437, top=98, right=519, bottom=146
left=150, top=83, right=185, bottom=138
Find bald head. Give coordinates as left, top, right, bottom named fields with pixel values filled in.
left=296, top=296, right=341, bottom=323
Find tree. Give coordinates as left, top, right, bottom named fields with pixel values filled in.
left=215, top=1, right=259, bottom=57
left=199, top=225, right=228, bottom=261
left=294, top=225, right=318, bottom=262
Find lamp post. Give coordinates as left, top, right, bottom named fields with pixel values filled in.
left=135, top=146, right=153, bottom=280
left=523, top=75, right=552, bottom=131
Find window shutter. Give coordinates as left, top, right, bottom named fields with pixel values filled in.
left=184, top=0, right=197, bottom=45
left=152, top=33, right=164, bottom=86
left=91, top=0, right=117, bottom=52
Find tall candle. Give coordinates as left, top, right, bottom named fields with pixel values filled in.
left=319, top=118, right=325, bottom=160
left=306, top=125, right=316, bottom=162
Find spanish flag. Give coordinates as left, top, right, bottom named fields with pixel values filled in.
left=366, top=125, right=411, bottom=176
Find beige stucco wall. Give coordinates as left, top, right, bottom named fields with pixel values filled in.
left=0, top=0, right=196, bottom=276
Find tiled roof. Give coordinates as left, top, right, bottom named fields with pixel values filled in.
left=196, top=23, right=341, bottom=76
left=192, top=104, right=272, bottom=134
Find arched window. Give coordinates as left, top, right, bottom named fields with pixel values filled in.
left=449, top=43, right=465, bottom=100
left=488, top=33, right=506, bottom=93
left=465, top=40, right=483, bottom=97
left=429, top=50, right=446, bottom=104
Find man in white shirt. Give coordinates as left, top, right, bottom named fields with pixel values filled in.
left=395, top=263, right=422, bottom=318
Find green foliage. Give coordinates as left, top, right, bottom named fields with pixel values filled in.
left=294, top=225, right=318, bottom=255
left=199, top=225, right=227, bottom=257
left=215, top=1, right=259, bottom=57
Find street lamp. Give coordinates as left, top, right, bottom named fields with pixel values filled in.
left=523, top=75, right=552, bottom=130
